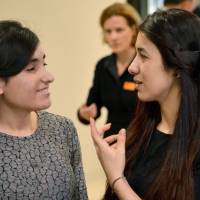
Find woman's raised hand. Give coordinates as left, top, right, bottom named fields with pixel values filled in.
left=90, top=117, right=126, bottom=184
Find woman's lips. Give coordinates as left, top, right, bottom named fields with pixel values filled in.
left=37, top=87, right=49, bottom=95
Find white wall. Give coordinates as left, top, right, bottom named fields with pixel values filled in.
left=0, top=0, right=124, bottom=199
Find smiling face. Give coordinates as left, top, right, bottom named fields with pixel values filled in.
left=103, top=15, right=136, bottom=54
left=0, top=44, right=54, bottom=112
left=128, top=32, right=180, bottom=104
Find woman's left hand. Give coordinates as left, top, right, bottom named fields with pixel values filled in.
left=90, top=118, right=126, bottom=185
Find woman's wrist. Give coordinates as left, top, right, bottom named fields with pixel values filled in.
left=111, top=176, right=126, bottom=192
left=110, top=176, right=141, bottom=200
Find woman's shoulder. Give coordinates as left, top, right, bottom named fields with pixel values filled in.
left=38, top=111, right=80, bottom=153
left=37, top=111, right=75, bottom=131
left=96, top=53, right=116, bottom=68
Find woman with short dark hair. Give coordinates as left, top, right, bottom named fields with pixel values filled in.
left=0, top=20, right=88, bottom=200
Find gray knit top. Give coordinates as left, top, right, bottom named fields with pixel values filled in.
left=0, top=111, right=88, bottom=200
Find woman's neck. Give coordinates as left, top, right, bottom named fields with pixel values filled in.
left=157, top=82, right=181, bottom=134
left=116, top=47, right=136, bottom=76
left=0, top=107, right=38, bottom=137
left=116, top=47, right=135, bottom=65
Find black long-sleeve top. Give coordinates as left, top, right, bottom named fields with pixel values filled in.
left=78, top=54, right=138, bottom=137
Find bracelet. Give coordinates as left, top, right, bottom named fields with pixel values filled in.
left=111, top=176, right=126, bottom=192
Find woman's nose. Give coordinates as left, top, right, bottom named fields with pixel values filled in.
left=42, top=70, right=54, bottom=83
left=48, top=72, right=54, bottom=83
left=128, top=58, right=139, bottom=75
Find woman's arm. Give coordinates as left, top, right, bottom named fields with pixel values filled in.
left=77, top=62, right=103, bottom=124
left=90, top=118, right=141, bottom=200
left=112, top=178, right=141, bottom=200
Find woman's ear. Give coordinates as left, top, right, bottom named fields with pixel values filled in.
left=0, top=78, right=6, bottom=95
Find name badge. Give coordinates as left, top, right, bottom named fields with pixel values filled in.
left=123, top=81, right=137, bottom=91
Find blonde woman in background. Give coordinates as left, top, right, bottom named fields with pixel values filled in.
left=78, top=3, right=141, bottom=138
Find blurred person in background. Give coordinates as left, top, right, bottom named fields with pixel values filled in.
left=78, top=3, right=141, bottom=138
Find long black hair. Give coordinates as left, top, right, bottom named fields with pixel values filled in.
left=104, top=9, right=200, bottom=200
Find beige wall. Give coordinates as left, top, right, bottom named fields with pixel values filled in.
left=0, top=0, right=124, bottom=199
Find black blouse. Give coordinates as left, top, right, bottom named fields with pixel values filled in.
left=128, top=130, right=200, bottom=199
left=78, top=54, right=138, bottom=137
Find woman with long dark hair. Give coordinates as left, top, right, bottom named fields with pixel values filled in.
left=90, top=9, right=200, bottom=200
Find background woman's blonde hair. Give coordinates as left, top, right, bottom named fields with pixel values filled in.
left=100, top=2, right=141, bottom=46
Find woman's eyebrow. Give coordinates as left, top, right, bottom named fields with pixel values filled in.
left=30, top=54, right=46, bottom=63
left=137, top=47, right=148, bottom=54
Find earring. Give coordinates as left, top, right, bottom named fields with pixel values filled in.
left=174, top=72, right=180, bottom=78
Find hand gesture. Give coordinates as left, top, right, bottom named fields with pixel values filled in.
left=79, top=103, right=97, bottom=121
left=90, top=118, right=126, bottom=184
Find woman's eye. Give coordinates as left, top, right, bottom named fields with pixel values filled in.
left=26, top=67, right=35, bottom=71
left=140, top=53, right=148, bottom=59
left=104, top=29, right=111, bottom=34
left=116, top=28, right=123, bottom=32
left=44, top=62, right=47, bottom=66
